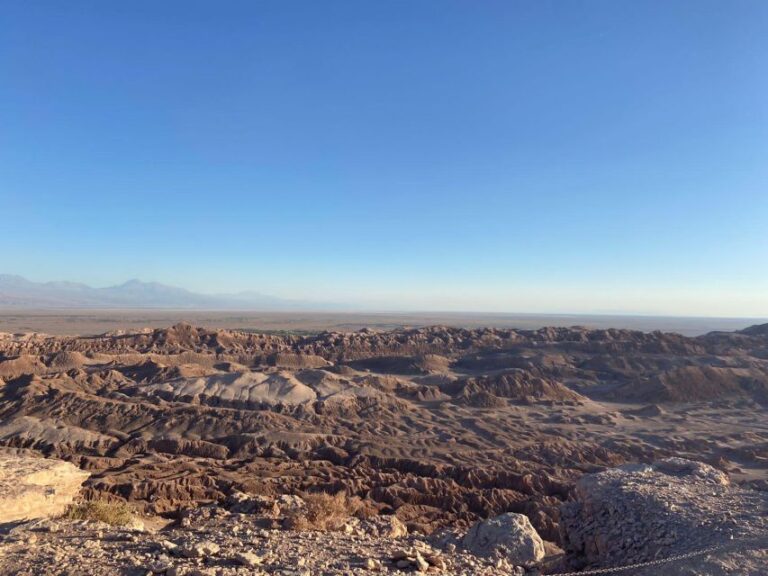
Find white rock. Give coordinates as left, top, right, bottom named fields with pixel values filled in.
left=0, top=452, right=89, bottom=523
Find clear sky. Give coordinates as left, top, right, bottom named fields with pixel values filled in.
left=1, top=1, right=766, bottom=316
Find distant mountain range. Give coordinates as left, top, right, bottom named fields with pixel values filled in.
left=0, top=275, right=337, bottom=310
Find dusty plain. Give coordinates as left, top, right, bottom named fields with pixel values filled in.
left=0, top=309, right=764, bottom=336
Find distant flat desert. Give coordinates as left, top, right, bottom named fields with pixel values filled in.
left=0, top=309, right=764, bottom=336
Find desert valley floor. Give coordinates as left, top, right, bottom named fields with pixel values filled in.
left=0, top=321, right=767, bottom=575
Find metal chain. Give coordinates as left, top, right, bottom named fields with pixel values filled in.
left=545, top=537, right=766, bottom=576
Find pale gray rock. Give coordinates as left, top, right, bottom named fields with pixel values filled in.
left=462, top=512, right=545, bottom=565
left=559, top=458, right=768, bottom=574
left=360, top=515, right=408, bottom=538
left=178, top=539, right=221, bottom=558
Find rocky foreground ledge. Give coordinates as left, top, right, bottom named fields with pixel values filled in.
left=0, top=451, right=89, bottom=524
left=0, top=453, right=550, bottom=575
left=0, top=504, right=547, bottom=576
left=560, top=458, right=768, bottom=575
left=0, top=455, right=767, bottom=575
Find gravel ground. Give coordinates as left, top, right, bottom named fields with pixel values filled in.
left=0, top=513, right=542, bottom=576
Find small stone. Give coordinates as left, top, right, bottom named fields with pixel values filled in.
left=127, top=517, right=146, bottom=532
left=234, top=551, right=264, bottom=567
left=361, top=515, right=408, bottom=538
left=145, top=557, right=173, bottom=574
left=424, top=553, right=446, bottom=570
left=159, top=540, right=179, bottom=553
left=179, top=540, right=221, bottom=558
left=414, top=552, right=430, bottom=572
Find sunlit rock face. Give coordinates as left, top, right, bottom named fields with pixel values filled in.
left=0, top=452, right=89, bottom=523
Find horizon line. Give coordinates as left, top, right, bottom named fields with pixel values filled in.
left=0, top=306, right=766, bottom=322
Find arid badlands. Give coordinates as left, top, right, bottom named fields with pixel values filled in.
left=1, top=321, right=767, bottom=575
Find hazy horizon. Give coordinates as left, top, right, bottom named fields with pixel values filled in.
left=2, top=1, right=767, bottom=317
left=1, top=273, right=767, bottom=320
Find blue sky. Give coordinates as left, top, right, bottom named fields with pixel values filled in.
left=1, top=1, right=766, bottom=316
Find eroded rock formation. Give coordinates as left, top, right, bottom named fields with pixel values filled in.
left=0, top=322, right=766, bottom=548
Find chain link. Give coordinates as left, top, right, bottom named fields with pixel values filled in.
left=545, top=537, right=767, bottom=576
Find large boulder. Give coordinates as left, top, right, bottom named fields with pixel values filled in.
left=0, top=452, right=89, bottom=524
left=559, top=458, right=768, bottom=574
left=462, top=512, right=545, bottom=565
